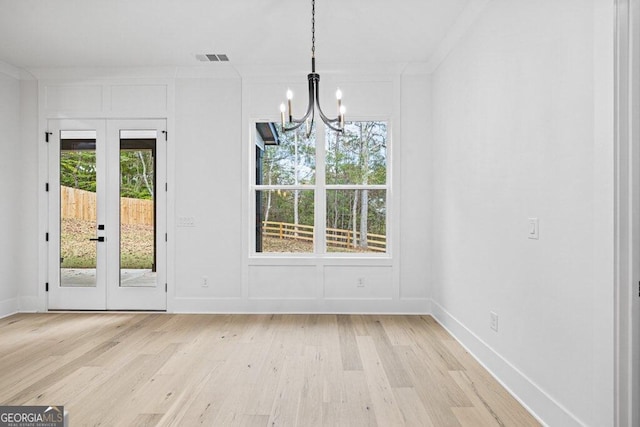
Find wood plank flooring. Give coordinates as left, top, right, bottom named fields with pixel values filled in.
left=0, top=313, right=540, bottom=426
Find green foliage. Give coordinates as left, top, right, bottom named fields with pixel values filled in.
left=60, top=149, right=154, bottom=200
left=261, top=189, right=314, bottom=225
left=120, top=150, right=154, bottom=200
left=60, top=151, right=97, bottom=192
left=326, top=189, right=386, bottom=236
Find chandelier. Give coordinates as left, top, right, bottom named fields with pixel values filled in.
left=279, top=0, right=345, bottom=135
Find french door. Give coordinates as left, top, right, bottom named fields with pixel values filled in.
left=47, top=119, right=167, bottom=310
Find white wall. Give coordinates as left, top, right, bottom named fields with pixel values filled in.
left=400, top=74, right=431, bottom=300
left=430, top=0, right=613, bottom=426
left=0, top=68, right=22, bottom=316
left=173, top=76, right=244, bottom=305
left=18, top=79, right=39, bottom=311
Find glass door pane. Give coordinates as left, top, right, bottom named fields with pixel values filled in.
left=119, top=130, right=157, bottom=287
left=59, top=131, right=98, bottom=287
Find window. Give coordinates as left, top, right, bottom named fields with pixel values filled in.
left=253, top=121, right=389, bottom=255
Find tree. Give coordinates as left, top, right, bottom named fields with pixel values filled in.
left=60, top=151, right=97, bottom=192
left=60, top=149, right=155, bottom=200
left=326, top=121, right=387, bottom=248
left=260, top=125, right=315, bottom=226
left=120, top=150, right=154, bottom=199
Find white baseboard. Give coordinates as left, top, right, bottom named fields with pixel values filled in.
left=431, top=300, right=584, bottom=427
left=172, top=297, right=430, bottom=314
left=0, top=297, right=19, bottom=319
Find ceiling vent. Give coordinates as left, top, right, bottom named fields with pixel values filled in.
left=196, top=54, right=230, bottom=62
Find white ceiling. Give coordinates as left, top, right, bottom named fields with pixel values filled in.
left=0, top=0, right=470, bottom=74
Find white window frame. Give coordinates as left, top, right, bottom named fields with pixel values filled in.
left=250, top=118, right=392, bottom=258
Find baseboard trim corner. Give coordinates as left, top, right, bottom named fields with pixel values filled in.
left=0, top=297, right=19, bottom=319
left=431, top=300, right=584, bottom=427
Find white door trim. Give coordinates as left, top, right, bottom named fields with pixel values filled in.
left=614, top=0, right=640, bottom=426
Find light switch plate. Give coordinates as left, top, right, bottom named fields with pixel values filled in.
left=177, top=216, right=195, bottom=227
left=490, top=311, right=499, bottom=332
left=528, top=218, right=539, bottom=239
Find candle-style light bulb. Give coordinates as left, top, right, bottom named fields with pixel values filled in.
left=280, top=103, right=286, bottom=127
left=286, top=89, right=293, bottom=121
left=336, top=89, right=342, bottom=100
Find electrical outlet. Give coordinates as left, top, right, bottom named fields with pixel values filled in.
left=490, top=311, right=499, bottom=332
left=357, top=277, right=365, bottom=288
left=202, top=276, right=208, bottom=287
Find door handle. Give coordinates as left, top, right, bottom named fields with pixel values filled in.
left=89, top=237, right=105, bottom=242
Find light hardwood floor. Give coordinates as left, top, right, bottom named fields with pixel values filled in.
left=0, top=313, right=540, bottom=426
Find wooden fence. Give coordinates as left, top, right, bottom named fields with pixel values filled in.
left=262, top=221, right=386, bottom=252
left=61, top=186, right=154, bottom=225
left=326, top=227, right=386, bottom=252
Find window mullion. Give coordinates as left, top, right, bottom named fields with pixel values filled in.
left=253, top=185, right=316, bottom=191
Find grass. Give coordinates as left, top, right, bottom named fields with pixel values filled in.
left=61, top=218, right=154, bottom=269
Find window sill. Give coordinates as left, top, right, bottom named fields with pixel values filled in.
left=248, top=253, right=393, bottom=267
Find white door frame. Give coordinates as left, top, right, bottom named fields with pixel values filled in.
left=47, top=118, right=167, bottom=311
left=615, top=0, right=640, bottom=426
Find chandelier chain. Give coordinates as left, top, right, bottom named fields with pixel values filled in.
left=311, top=0, right=315, bottom=58
left=279, top=0, right=344, bottom=135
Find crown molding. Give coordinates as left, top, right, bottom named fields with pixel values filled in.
left=26, top=66, right=180, bottom=80
left=0, top=60, right=22, bottom=80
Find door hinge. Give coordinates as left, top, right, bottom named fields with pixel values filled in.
left=638, top=281, right=640, bottom=297
left=46, top=282, right=49, bottom=292
left=165, top=182, right=168, bottom=192
left=165, top=283, right=168, bottom=292
left=45, top=183, right=49, bottom=192
left=165, top=233, right=168, bottom=242
left=45, top=131, right=52, bottom=143
left=162, top=130, right=167, bottom=141
left=45, top=232, right=49, bottom=242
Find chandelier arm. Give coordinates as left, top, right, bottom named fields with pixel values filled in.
left=305, top=115, right=315, bottom=139
left=314, top=78, right=343, bottom=132
left=283, top=77, right=316, bottom=131
left=323, top=120, right=344, bottom=133
left=291, top=75, right=316, bottom=125
left=282, top=121, right=306, bottom=132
